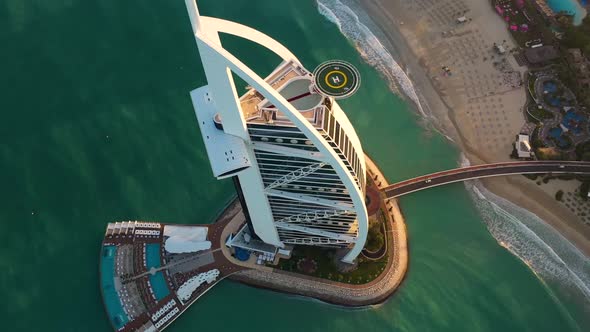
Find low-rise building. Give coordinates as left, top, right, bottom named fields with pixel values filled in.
left=516, top=134, right=532, bottom=158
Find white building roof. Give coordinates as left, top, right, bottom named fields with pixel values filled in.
left=165, top=239, right=211, bottom=254
left=163, top=225, right=211, bottom=254
left=163, top=225, right=207, bottom=241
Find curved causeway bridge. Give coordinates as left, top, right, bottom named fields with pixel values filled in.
left=382, top=161, right=590, bottom=198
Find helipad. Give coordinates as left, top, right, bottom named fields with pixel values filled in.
left=313, top=60, right=361, bottom=99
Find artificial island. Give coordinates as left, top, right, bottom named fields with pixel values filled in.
left=98, top=1, right=590, bottom=331
left=99, top=1, right=408, bottom=331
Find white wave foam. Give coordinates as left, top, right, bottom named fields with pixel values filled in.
left=467, top=181, right=590, bottom=308
left=316, top=0, right=425, bottom=116
left=459, top=152, right=471, bottom=168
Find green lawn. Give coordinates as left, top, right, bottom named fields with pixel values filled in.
left=528, top=105, right=555, bottom=122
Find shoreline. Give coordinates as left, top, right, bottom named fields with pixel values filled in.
left=356, top=0, right=590, bottom=257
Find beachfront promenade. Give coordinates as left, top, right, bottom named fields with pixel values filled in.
left=383, top=161, right=590, bottom=198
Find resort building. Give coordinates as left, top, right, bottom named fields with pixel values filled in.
left=516, top=134, right=532, bottom=158
left=185, top=0, right=368, bottom=263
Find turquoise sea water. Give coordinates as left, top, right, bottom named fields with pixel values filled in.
left=0, top=0, right=588, bottom=331
left=546, top=0, right=587, bottom=25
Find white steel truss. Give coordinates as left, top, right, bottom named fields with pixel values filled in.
left=274, top=222, right=356, bottom=242
left=265, top=189, right=354, bottom=210
left=274, top=209, right=354, bottom=224
left=265, top=162, right=327, bottom=190
left=252, top=141, right=326, bottom=161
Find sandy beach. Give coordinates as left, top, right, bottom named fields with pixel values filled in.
left=358, top=0, right=590, bottom=257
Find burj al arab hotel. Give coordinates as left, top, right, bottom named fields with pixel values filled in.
left=186, top=0, right=368, bottom=263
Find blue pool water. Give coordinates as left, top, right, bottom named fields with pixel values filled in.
left=546, top=0, right=587, bottom=25
left=145, top=243, right=161, bottom=269
left=549, top=97, right=561, bottom=107
left=235, top=247, right=251, bottom=261
left=549, top=127, right=563, bottom=138
left=145, top=244, right=170, bottom=301
left=100, top=246, right=129, bottom=329
left=548, top=127, right=570, bottom=147
left=544, top=81, right=558, bottom=93
left=562, top=110, right=586, bottom=134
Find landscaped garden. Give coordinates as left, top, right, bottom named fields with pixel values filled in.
left=365, top=209, right=386, bottom=253
left=527, top=104, right=554, bottom=123
left=274, top=244, right=388, bottom=285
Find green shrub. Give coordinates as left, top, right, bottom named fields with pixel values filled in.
left=555, top=190, right=564, bottom=201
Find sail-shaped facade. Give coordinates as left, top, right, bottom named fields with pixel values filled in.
left=186, top=0, right=368, bottom=262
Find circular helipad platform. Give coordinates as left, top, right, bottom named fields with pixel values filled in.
left=313, top=60, right=360, bottom=99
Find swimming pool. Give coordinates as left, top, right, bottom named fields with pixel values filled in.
left=562, top=110, right=586, bottom=135
left=145, top=244, right=170, bottom=301
left=548, top=96, right=561, bottom=107
left=100, top=246, right=129, bottom=329
left=546, top=0, right=587, bottom=25
left=235, top=247, right=251, bottom=261
left=549, top=127, right=562, bottom=138
left=543, top=81, right=557, bottom=93
left=548, top=127, right=571, bottom=148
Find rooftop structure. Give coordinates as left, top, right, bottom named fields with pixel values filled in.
left=516, top=134, right=532, bottom=158
left=163, top=225, right=211, bottom=254
left=186, top=0, right=368, bottom=263
left=226, top=224, right=281, bottom=256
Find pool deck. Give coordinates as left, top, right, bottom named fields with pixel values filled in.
left=99, top=202, right=248, bottom=332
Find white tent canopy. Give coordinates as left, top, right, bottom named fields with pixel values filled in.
left=163, top=225, right=211, bottom=254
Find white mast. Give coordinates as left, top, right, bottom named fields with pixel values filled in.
left=184, top=0, right=201, bottom=35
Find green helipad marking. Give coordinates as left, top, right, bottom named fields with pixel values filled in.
left=313, top=60, right=360, bottom=99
